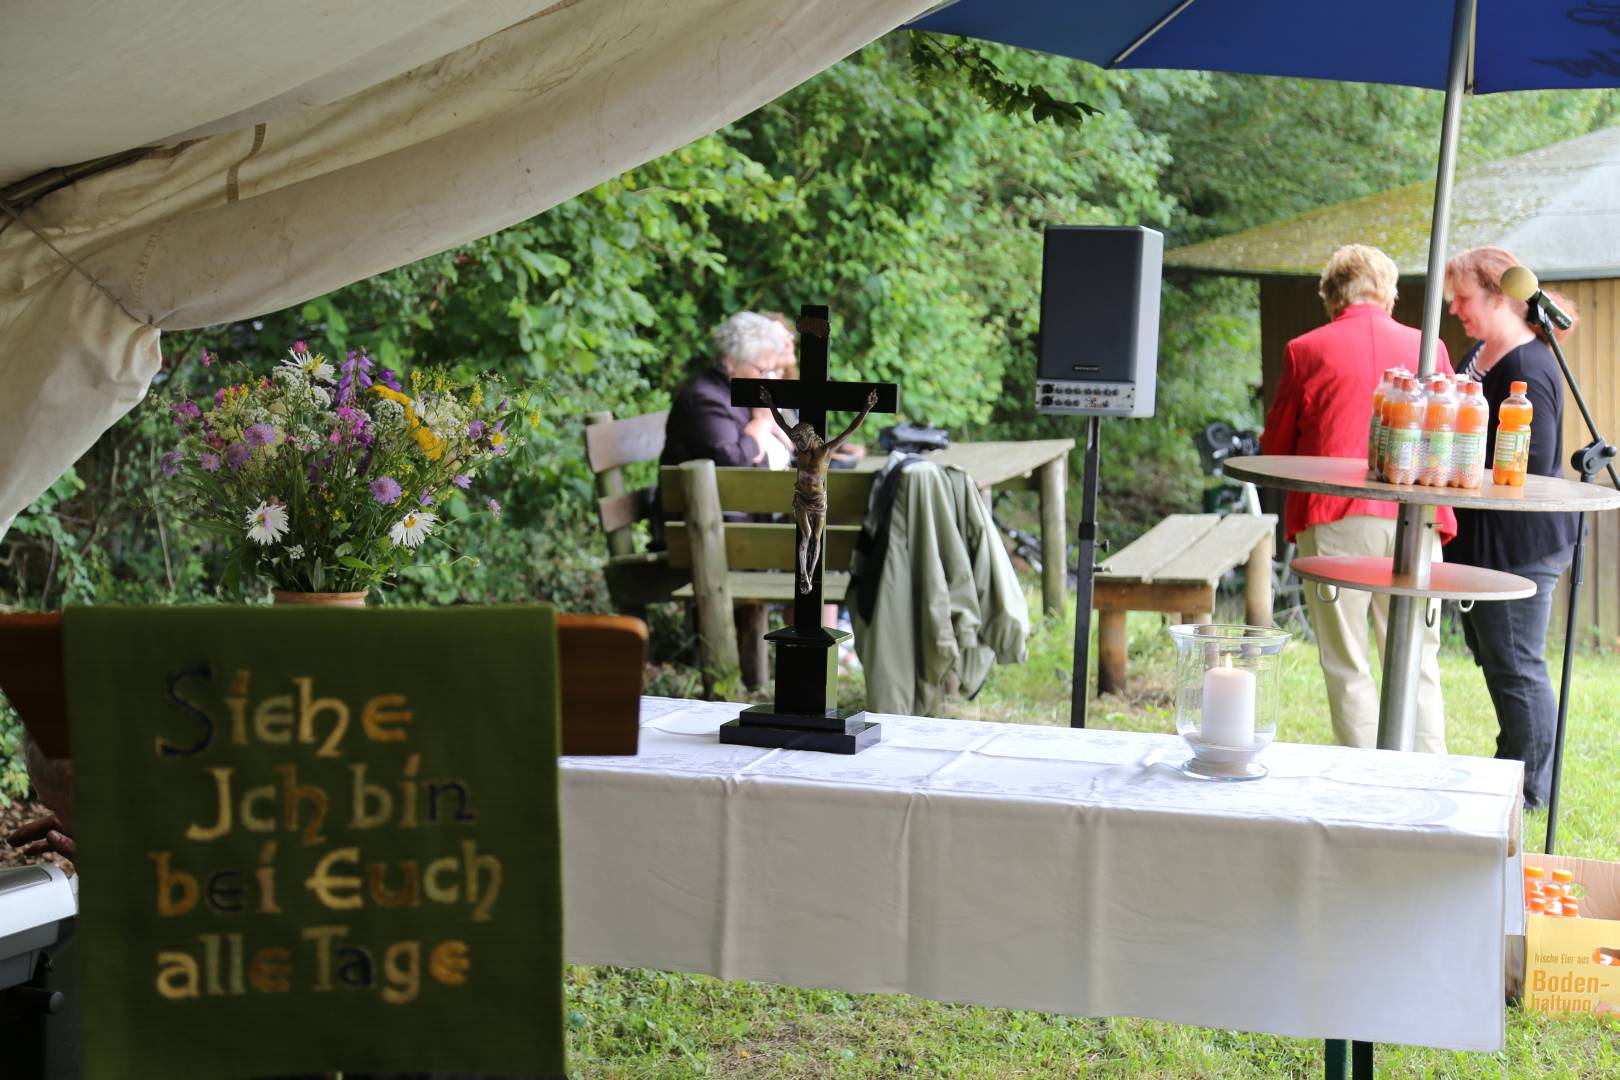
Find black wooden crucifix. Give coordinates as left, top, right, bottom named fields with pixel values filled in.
left=720, top=303, right=898, bottom=753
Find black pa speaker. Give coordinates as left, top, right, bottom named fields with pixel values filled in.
left=1036, top=225, right=1162, bottom=418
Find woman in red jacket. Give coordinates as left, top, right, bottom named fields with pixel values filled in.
left=1260, top=244, right=1455, bottom=753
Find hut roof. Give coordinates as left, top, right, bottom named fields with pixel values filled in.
left=1165, top=125, right=1620, bottom=282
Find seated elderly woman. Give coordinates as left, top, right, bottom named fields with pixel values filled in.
left=661, top=311, right=795, bottom=471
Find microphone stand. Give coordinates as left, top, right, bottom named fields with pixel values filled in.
left=1526, top=299, right=1618, bottom=855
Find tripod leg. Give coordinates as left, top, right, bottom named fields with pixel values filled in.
left=1546, top=507, right=1587, bottom=855
left=1070, top=416, right=1102, bottom=728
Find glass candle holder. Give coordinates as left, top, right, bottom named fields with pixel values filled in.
left=1169, top=623, right=1291, bottom=781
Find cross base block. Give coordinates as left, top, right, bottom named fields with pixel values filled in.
left=719, top=706, right=880, bottom=754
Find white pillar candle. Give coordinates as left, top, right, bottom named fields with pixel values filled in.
left=1201, top=655, right=1256, bottom=747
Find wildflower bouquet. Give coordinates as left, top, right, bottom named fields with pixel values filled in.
left=164, top=343, right=525, bottom=595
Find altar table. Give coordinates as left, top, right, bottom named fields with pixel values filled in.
left=561, top=697, right=1522, bottom=1052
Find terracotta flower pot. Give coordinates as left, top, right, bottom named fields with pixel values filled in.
left=271, top=589, right=368, bottom=607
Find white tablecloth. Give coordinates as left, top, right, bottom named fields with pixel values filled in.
left=561, top=698, right=1521, bottom=1051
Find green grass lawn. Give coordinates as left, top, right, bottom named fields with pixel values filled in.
left=567, top=598, right=1620, bottom=1078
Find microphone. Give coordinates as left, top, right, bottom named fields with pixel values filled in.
left=1501, top=265, right=1573, bottom=331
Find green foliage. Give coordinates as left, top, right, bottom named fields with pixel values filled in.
left=4, top=36, right=1619, bottom=621
left=908, top=32, right=1100, bottom=127
left=0, top=696, right=30, bottom=806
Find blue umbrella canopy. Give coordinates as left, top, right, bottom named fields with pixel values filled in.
left=914, top=0, right=1620, bottom=93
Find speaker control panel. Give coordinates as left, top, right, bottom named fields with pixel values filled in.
left=1037, top=380, right=1139, bottom=417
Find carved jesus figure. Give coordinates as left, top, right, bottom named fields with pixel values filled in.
left=760, top=386, right=879, bottom=594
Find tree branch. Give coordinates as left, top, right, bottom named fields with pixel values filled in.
left=907, top=32, right=1099, bottom=129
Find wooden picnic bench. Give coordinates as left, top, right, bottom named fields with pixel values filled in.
left=1093, top=512, right=1277, bottom=694
left=659, top=462, right=871, bottom=691
left=587, top=408, right=1076, bottom=694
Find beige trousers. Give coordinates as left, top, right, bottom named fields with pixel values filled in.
left=1296, top=515, right=1447, bottom=754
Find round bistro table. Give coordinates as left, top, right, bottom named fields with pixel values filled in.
left=1221, top=456, right=1620, bottom=751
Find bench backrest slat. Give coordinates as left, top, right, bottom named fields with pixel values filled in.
left=659, top=465, right=872, bottom=521
left=597, top=488, right=655, bottom=534
left=586, top=410, right=668, bottom=474
left=665, top=522, right=861, bottom=571
left=586, top=410, right=670, bottom=559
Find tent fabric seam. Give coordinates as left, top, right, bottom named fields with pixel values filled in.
left=0, top=195, right=151, bottom=326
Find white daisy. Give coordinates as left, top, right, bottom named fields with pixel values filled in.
left=286, top=544, right=306, bottom=560
left=245, top=501, right=290, bottom=545
left=389, top=510, right=437, bottom=548
left=279, top=346, right=335, bottom=384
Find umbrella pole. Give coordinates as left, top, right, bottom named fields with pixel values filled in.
left=1375, top=0, right=1474, bottom=755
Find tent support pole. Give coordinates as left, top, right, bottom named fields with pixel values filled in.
left=1376, top=0, right=1473, bottom=753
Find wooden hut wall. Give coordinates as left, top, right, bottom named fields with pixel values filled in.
left=1256, top=276, right=1619, bottom=645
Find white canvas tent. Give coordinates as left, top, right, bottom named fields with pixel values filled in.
left=0, top=0, right=931, bottom=534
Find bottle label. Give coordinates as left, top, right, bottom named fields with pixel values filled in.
left=1422, top=430, right=1454, bottom=475
left=1378, top=423, right=1393, bottom=469
left=1452, top=431, right=1486, bottom=473
left=1386, top=426, right=1421, bottom=472
left=1495, top=429, right=1530, bottom=470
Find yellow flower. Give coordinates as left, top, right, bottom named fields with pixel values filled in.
left=412, top=427, right=444, bottom=461
left=470, top=386, right=484, bottom=407
left=433, top=372, right=447, bottom=393
left=410, top=369, right=424, bottom=392
left=489, top=430, right=506, bottom=449
left=370, top=384, right=421, bottom=429
left=527, top=411, right=541, bottom=429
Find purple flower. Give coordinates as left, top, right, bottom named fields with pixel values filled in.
left=451, top=474, right=471, bottom=490
left=419, top=491, right=434, bottom=507
left=293, top=340, right=308, bottom=353
left=488, top=499, right=502, bottom=516
left=377, top=368, right=403, bottom=392
left=243, top=423, right=277, bottom=447
left=224, top=443, right=251, bottom=470
left=199, top=451, right=221, bottom=473
left=337, top=349, right=374, bottom=405
left=467, top=419, right=485, bottom=440
left=160, top=450, right=182, bottom=477
left=171, top=401, right=201, bottom=427
left=370, top=476, right=402, bottom=505
left=199, top=349, right=213, bottom=367
left=498, top=397, right=509, bottom=410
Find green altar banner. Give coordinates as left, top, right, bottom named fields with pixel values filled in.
left=65, top=605, right=564, bottom=1079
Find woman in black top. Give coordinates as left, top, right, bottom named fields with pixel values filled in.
left=1444, top=246, right=1580, bottom=809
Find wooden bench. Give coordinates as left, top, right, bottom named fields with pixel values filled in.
left=659, top=462, right=873, bottom=692
left=584, top=410, right=690, bottom=612
left=1092, top=513, right=1277, bottom=694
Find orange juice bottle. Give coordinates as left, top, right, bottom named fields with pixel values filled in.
left=1382, top=377, right=1423, bottom=484
left=1493, top=380, right=1533, bottom=487
left=1551, top=868, right=1583, bottom=902
left=1368, top=368, right=1399, bottom=478
left=1452, top=380, right=1489, bottom=488
left=1376, top=367, right=1411, bottom=477
left=1525, top=863, right=1547, bottom=902
left=1419, top=375, right=1457, bottom=486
